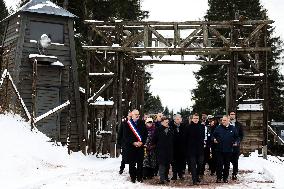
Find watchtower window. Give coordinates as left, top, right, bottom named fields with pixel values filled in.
left=30, top=21, right=64, bottom=44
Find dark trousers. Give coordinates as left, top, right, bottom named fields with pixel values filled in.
left=209, top=149, right=217, bottom=174
left=172, top=158, right=185, bottom=177
left=230, top=151, right=240, bottom=175
left=216, top=152, right=232, bottom=181
left=158, top=163, right=170, bottom=182
left=129, top=159, right=143, bottom=181
left=120, top=159, right=125, bottom=171
left=201, top=147, right=210, bottom=175
left=143, top=167, right=154, bottom=179
left=189, top=154, right=204, bottom=182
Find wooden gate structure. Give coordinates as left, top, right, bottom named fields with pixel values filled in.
left=83, top=18, right=272, bottom=156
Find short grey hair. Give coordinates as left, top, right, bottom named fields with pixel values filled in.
left=174, top=114, right=182, bottom=119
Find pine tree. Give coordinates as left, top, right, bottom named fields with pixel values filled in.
left=0, top=0, right=8, bottom=43
left=143, top=69, right=164, bottom=114
left=177, top=107, right=192, bottom=120
left=163, top=106, right=170, bottom=117
left=144, top=94, right=164, bottom=114
left=192, top=0, right=284, bottom=120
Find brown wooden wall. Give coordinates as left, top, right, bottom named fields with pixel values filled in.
left=238, top=111, right=263, bottom=155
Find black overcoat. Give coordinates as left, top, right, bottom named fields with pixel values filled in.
left=152, top=126, right=173, bottom=165
left=122, top=119, right=147, bottom=164
left=170, top=122, right=186, bottom=162
left=185, top=122, right=205, bottom=157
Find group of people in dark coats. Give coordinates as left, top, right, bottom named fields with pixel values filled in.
left=117, top=109, right=243, bottom=185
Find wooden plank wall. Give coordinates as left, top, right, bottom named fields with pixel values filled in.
left=238, top=111, right=263, bottom=155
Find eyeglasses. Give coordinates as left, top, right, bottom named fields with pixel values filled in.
left=146, top=121, right=153, bottom=123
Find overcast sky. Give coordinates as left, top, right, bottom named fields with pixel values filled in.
left=4, top=0, right=284, bottom=113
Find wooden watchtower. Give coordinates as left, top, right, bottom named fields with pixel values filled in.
left=1, top=0, right=83, bottom=151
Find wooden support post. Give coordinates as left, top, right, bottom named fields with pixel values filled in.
left=83, top=31, right=92, bottom=155
left=262, top=26, right=268, bottom=159
left=118, top=53, right=123, bottom=128
left=203, top=24, right=208, bottom=47
left=174, top=24, right=180, bottom=47
left=143, top=25, right=152, bottom=48
left=227, top=52, right=238, bottom=113
left=109, top=52, right=119, bottom=158
left=31, top=59, right=37, bottom=130
left=140, top=67, right=145, bottom=114
left=4, top=57, right=8, bottom=111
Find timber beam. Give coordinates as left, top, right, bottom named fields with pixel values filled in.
left=82, top=46, right=271, bottom=55
left=84, top=20, right=273, bottom=26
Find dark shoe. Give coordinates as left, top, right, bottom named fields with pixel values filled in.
left=165, top=178, right=170, bottom=182
left=119, top=170, right=123, bottom=175
left=131, top=178, right=136, bottom=183
left=197, top=176, right=201, bottom=183
left=158, top=181, right=165, bottom=184
left=232, top=175, right=237, bottom=180
left=193, top=181, right=198, bottom=185
left=171, top=176, right=177, bottom=180
left=223, top=179, right=228, bottom=183
left=216, top=179, right=222, bottom=183
left=137, top=178, right=143, bottom=183
left=179, top=176, right=185, bottom=180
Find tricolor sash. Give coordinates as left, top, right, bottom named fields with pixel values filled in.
left=127, top=119, right=142, bottom=142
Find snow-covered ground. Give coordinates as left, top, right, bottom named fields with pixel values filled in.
left=0, top=113, right=284, bottom=189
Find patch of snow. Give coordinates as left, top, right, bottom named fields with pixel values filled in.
left=29, top=54, right=57, bottom=59
left=34, top=100, right=70, bottom=123
left=238, top=103, right=263, bottom=111
left=29, top=39, right=37, bottom=43
left=112, top=44, right=121, bottom=47
left=50, top=61, right=64, bottom=67
left=28, top=1, right=60, bottom=10
left=79, top=87, right=85, bottom=94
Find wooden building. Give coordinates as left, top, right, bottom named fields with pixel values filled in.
left=1, top=0, right=83, bottom=151
left=237, top=103, right=264, bottom=155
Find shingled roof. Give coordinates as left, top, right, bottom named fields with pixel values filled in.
left=18, top=0, right=76, bottom=18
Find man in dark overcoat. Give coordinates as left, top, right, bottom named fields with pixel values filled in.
left=170, top=114, right=186, bottom=180
left=122, top=109, right=147, bottom=183
left=213, top=115, right=238, bottom=183
left=185, top=113, right=205, bottom=185
left=152, top=116, right=173, bottom=184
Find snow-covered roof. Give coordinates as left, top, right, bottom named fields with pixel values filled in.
left=17, top=0, right=76, bottom=18
left=237, top=103, right=263, bottom=111
left=90, top=96, right=114, bottom=106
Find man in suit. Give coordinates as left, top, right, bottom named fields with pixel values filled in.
left=170, top=114, right=186, bottom=180
left=122, top=109, right=147, bottom=183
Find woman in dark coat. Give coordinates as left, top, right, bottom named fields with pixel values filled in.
left=143, top=117, right=157, bottom=179
left=152, top=116, right=173, bottom=184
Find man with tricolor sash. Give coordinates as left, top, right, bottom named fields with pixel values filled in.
left=122, top=109, right=147, bottom=183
